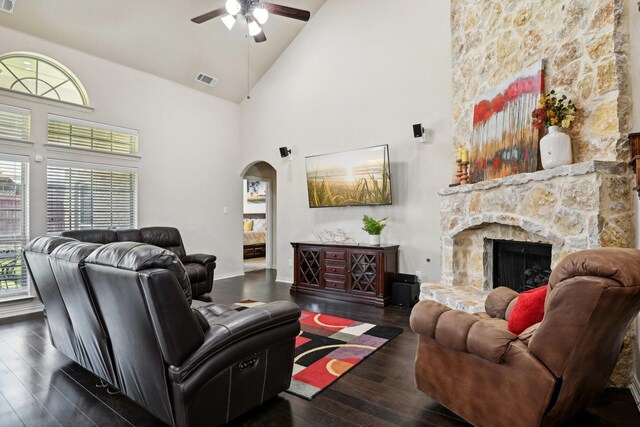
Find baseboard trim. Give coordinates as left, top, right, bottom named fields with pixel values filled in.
left=216, top=271, right=246, bottom=280
left=631, top=375, right=640, bottom=407
left=0, top=298, right=43, bottom=321
left=275, top=276, right=293, bottom=284
left=0, top=310, right=44, bottom=325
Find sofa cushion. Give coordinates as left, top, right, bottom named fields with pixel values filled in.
left=86, top=241, right=192, bottom=304
left=140, top=226, right=186, bottom=258
left=508, top=286, right=548, bottom=335
left=60, top=229, right=117, bottom=244
left=116, top=229, right=144, bottom=242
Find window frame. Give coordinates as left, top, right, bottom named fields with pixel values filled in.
left=0, top=103, right=31, bottom=143
left=46, top=159, right=139, bottom=235
left=0, top=52, right=90, bottom=107
left=0, top=153, right=30, bottom=302
left=47, top=114, right=140, bottom=157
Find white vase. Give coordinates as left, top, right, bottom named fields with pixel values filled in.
left=540, top=126, right=572, bottom=169
left=368, top=234, right=380, bottom=246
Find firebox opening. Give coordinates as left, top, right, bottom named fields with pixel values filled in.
left=492, top=240, right=552, bottom=293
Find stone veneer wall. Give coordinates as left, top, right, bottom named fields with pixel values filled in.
left=439, top=161, right=634, bottom=289
left=451, top=0, right=631, bottom=162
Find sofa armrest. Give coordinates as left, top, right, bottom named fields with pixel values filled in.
left=168, top=301, right=300, bottom=382
left=411, top=300, right=518, bottom=364
left=182, top=253, right=217, bottom=265
left=484, top=287, right=519, bottom=319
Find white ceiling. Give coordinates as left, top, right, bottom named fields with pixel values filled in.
left=0, top=0, right=326, bottom=103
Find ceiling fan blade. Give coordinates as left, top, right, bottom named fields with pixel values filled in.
left=254, top=30, right=267, bottom=43
left=263, top=3, right=311, bottom=21
left=191, top=7, right=226, bottom=24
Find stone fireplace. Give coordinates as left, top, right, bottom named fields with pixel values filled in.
left=421, top=160, right=633, bottom=312
left=437, top=0, right=636, bottom=387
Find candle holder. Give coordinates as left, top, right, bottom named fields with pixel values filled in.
left=460, top=161, right=470, bottom=185
left=449, top=159, right=462, bottom=187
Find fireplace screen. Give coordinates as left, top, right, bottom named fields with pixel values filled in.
left=492, top=240, right=552, bottom=292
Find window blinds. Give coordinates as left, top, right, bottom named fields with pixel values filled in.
left=0, top=104, right=31, bottom=141
left=47, top=160, right=138, bottom=234
left=48, top=115, right=139, bottom=155
left=0, top=154, right=30, bottom=301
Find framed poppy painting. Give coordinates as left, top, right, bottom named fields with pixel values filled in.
left=470, top=61, right=544, bottom=183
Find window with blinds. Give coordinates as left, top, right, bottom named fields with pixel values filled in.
left=48, top=115, right=139, bottom=155
left=47, top=161, right=138, bottom=234
left=0, top=154, right=30, bottom=301
left=0, top=104, right=31, bottom=141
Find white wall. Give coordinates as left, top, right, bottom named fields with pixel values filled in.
left=0, top=25, right=244, bottom=307
left=239, top=0, right=454, bottom=283
left=629, top=0, right=640, bottom=401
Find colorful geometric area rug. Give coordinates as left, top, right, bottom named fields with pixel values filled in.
left=230, top=300, right=403, bottom=400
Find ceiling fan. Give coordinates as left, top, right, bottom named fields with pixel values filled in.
left=191, top=0, right=311, bottom=43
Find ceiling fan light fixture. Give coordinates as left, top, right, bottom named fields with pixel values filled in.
left=253, top=6, right=269, bottom=24
left=221, top=14, right=236, bottom=30
left=225, top=0, right=241, bottom=16
left=248, top=20, right=262, bottom=36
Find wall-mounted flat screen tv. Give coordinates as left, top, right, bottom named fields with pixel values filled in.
left=305, top=144, right=392, bottom=208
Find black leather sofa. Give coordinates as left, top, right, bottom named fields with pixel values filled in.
left=61, top=226, right=216, bottom=297
left=23, top=237, right=301, bottom=427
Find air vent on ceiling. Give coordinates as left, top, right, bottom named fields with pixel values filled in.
left=195, top=72, right=218, bottom=88
left=0, top=0, right=16, bottom=14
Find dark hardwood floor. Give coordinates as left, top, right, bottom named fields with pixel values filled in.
left=0, top=269, right=639, bottom=426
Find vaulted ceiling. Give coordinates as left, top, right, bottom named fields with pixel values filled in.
left=0, top=0, right=326, bottom=103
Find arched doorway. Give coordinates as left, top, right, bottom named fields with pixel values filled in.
left=241, top=161, right=277, bottom=273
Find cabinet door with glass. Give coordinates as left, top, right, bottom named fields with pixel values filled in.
left=349, top=250, right=379, bottom=297
left=297, top=247, right=322, bottom=288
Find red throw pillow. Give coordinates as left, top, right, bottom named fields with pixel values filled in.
left=507, top=285, right=548, bottom=335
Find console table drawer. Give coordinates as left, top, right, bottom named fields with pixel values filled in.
left=325, top=250, right=347, bottom=261
left=324, top=275, right=346, bottom=290
left=324, top=262, right=347, bottom=276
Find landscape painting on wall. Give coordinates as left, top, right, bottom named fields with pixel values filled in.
left=470, top=61, right=544, bottom=183
left=305, top=145, right=392, bottom=208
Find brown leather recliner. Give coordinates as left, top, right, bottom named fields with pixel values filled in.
left=410, top=248, right=640, bottom=427
left=61, top=226, right=216, bottom=297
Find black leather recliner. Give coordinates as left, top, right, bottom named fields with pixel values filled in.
left=61, top=226, right=216, bottom=297
left=23, top=236, right=78, bottom=361
left=24, top=238, right=301, bottom=427
left=49, top=239, right=118, bottom=386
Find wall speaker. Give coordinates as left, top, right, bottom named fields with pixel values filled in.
left=279, top=146, right=291, bottom=158
left=412, top=124, right=426, bottom=143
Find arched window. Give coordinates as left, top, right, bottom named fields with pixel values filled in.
left=0, top=52, right=90, bottom=106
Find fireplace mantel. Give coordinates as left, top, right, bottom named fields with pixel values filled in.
left=439, top=161, right=627, bottom=196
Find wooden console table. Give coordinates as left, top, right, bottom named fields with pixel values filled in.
left=290, top=242, right=399, bottom=307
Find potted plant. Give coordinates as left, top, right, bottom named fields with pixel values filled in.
left=532, top=90, right=577, bottom=169
left=362, top=215, right=387, bottom=246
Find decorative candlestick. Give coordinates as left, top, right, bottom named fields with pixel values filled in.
left=450, top=149, right=463, bottom=187
left=460, top=161, right=470, bottom=184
